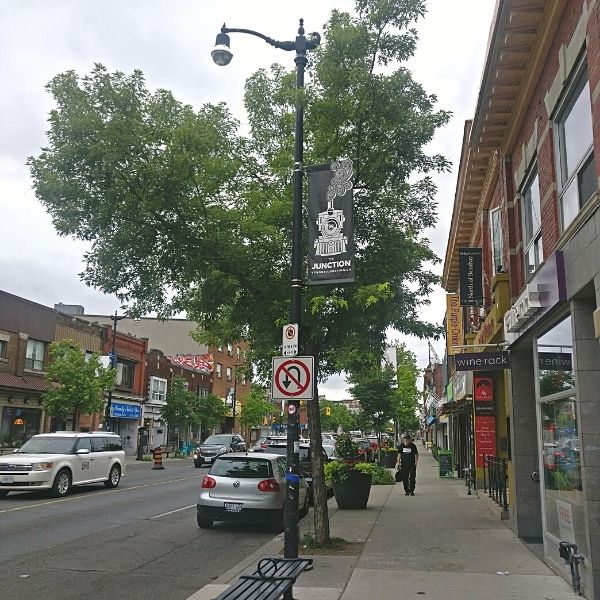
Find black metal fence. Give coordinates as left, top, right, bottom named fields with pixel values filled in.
left=483, top=455, right=508, bottom=511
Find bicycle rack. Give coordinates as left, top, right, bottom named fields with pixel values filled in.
left=559, top=541, right=584, bottom=595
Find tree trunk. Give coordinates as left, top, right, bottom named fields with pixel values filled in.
left=307, top=369, right=330, bottom=544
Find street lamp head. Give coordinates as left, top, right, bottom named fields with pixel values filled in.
left=211, top=30, right=232, bottom=66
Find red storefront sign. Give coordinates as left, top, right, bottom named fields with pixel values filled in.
left=473, top=376, right=496, bottom=467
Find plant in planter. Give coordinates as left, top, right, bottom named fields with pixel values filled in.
left=325, top=433, right=376, bottom=509
left=378, top=447, right=399, bottom=468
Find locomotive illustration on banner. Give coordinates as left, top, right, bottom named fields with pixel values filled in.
left=314, top=159, right=353, bottom=257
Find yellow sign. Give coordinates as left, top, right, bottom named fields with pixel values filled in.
left=446, top=294, right=463, bottom=356
left=14, top=418, right=24, bottom=425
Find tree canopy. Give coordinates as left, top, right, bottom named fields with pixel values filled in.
left=29, top=0, right=447, bottom=383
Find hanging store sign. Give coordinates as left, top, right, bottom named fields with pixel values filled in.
left=446, top=294, right=463, bottom=356
left=455, top=350, right=510, bottom=371
left=459, top=247, right=483, bottom=306
left=307, top=160, right=355, bottom=285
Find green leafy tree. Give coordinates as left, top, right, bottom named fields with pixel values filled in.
left=392, top=344, right=420, bottom=436
left=320, top=400, right=355, bottom=433
left=240, top=386, right=273, bottom=429
left=43, top=339, right=115, bottom=429
left=192, top=392, right=230, bottom=439
left=29, top=0, right=448, bottom=544
left=350, top=366, right=396, bottom=436
left=160, top=377, right=195, bottom=447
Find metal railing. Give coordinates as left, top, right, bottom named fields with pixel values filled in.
left=483, top=455, right=508, bottom=511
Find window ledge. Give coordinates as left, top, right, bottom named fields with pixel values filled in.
left=23, top=368, right=46, bottom=375
left=556, top=192, right=599, bottom=250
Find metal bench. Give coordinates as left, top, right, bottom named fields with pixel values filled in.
left=162, top=444, right=176, bottom=457
left=214, top=557, right=313, bottom=600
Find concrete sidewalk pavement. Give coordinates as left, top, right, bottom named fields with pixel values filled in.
left=187, top=451, right=581, bottom=600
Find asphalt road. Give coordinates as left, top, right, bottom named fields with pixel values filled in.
left=0, top=458, right=278, bottom=600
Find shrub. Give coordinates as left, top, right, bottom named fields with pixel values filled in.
left=372, top=465, right=395, bottom=485
left=324, top=460, right=376, bottom=484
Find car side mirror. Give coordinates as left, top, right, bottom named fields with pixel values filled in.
left=76, top=448, right=91, bottom=455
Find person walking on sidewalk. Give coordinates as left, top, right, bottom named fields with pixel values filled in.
left=399, top=434, right=419, bottom=495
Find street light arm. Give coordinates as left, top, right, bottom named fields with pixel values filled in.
left=220, top=25, right=320, bottom=52
left=221, top=26, right=295, bottom=51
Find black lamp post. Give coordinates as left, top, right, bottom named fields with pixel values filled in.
left=104, top=311, right=126, bottom=431
left=212, top=20, right=320, bottom=560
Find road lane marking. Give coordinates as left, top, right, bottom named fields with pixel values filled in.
left=0, top=475, right=202, bottom=515
left=150, top=504, right=195, bottom=519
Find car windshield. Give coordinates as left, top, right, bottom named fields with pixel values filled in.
left=203, top=435, right=231, bottom=445
left=16, top=436, right=76, bottom=454
left=210, top=457, right=272, bottom=479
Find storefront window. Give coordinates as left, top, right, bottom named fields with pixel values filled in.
left=537, top=317, right=574, bottom=397
left=0, top=407, right=41, bottom=448
left=536, top=316, right=586, bottom=553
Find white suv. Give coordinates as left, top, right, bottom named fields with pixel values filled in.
left=0, top=432, right=125, bottom=498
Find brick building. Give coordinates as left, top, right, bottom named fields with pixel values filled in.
left=145, top=349, right=212, bottom=448
left=442, top=1, right=600, bottom=595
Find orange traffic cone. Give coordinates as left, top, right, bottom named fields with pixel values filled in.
left=152, top=446, right=165, bottom=470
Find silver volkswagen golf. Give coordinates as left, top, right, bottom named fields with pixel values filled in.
left=196, top=452, right=308, bottom=530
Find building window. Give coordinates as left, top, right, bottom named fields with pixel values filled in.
left=522, top=171, right=543, bottom=277
left=555, top=67, right=595, bottom=230
left=1, top=406, right=41, bottom=447
left=197, top=386, right=209, bottom=398
left=116, top=362, right=134, bottom=389
left=226, top=367, right=232, bottom=381
left=216, top=363, right=222, bottom=378
left=217, top=345, right=223, bottom=353
left=150, top=376, right=167, bottom=402
left=0, top=339, right=7, bottom=359
left=489, top=208, right=503, bottom=274
left=236, top=346, right=241, bottom=360
left=25, top=339, right=45, bottom=371
left=241, top=374, right=247, bottom=386
left=227, top=343, right=233, bottom=356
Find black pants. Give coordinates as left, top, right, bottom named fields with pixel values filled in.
left=401, top=463, right=416, bottom=493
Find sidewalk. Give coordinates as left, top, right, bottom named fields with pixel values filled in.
left=187, top=451, right=581, bottom=600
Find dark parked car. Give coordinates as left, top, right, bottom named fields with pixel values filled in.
left=193, top=434, right=246, bottom=468
left=266, top=442, right=333, bottom=502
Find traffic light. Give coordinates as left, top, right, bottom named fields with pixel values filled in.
left=325, top=406, right=331, bottom=416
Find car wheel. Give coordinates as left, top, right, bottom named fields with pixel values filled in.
left=51, top=468, right=72, bottom=498
left=0, top=490, right=8, bottom=498
left=104, top=464, right=121, bottom=488
left=197, top=515, right=213, bottom=529
left=300, top=492, right=309, bottom=518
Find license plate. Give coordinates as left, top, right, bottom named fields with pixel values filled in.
left=1, top=475, right=14, bottom=484
left=224, top=502, right=243, bottom=513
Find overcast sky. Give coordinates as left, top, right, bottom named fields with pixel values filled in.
left=0, top=0, right=496, bottom=399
